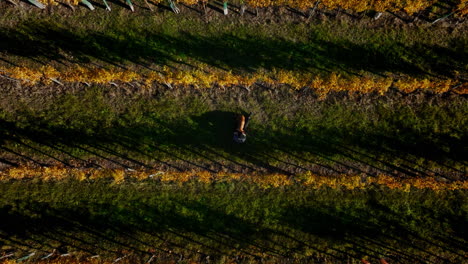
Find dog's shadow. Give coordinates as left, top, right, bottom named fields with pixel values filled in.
left=190, top=111, right=238, bottom=147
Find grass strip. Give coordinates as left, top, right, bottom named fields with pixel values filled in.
left=0, top=86, right=467, bottom=176
left=0, top=179, right=466, bottom=263
left=0, top=10, right=466, bottom=83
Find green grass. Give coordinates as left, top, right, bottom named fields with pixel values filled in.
left=0, top=86, right=466, bottom=176
left=0, top=6, right=466, bottom=264
left=0, top=179, right=466, bottom=263
left=0, top=8, right=466, bottom=79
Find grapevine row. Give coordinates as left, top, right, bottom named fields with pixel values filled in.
left=12, top=0, right=468, bottom=16
left=1, top=65, right=466, bottom=96
left=2, top=167, right=467, bottom=190
left=248, top=0, right=467, bottom=15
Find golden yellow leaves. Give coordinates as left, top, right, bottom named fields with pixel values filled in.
left=37, top=0, right=59, bottom=5
left=21, top=0, right=463, bottom=15
left=237, top=0, right=442, bottom=15
left=251, top=173, right=292, bottom=188
left=178, top=0, right=199, bottom=5
left=1, top=167, right=466, bottom=191
left=317, top=0, right=437, bottom=15
left=148, top=0, right=162, bottom=4
left=299, top=172, right=367, bottom=190
left=394, top=78, right=454, bottom=94
left=36, top=0, right=84, bottom=5
left=1, top=66, right=42, bottom=83
left=1, top=65, right=464, bottom=96
left=61, top=66, right=139, bottom=84
left=458, top=0, right=468, bottom=16
left=0, top=259, right=104, bottom=264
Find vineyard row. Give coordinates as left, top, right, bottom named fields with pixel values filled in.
left=1, top=66, right=466, bottom=96
left=2, top=167, right=467, bottom=190
left=7, top=0, right=468, bottom=16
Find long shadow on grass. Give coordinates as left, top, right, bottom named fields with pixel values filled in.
left=115, top=112, right=464, bottom=177
left=281, top=131, right=466, bottom=178
left=279, top=194, right=467, bottom=263
left=0, top=106, right=466, bottom=177
left=0, top=21, right=465, bottom=78
left=0, top=84, right=466, bottom=176
left=0, top=183, right=465, bottom=262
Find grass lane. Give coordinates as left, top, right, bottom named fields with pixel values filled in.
left=0, top=179, right=466, bottom=263
left=0, top=9, right=466, bottom=81
left=0, top=86, right=466, bottom=176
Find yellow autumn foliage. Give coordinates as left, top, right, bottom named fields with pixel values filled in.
left=19, top=0, right=467, bottom=16
left=0, top=259, right=107, bottom=264
left=1, top=66, right=464, bottom=96
left=1, top=167, right=466, bottom=191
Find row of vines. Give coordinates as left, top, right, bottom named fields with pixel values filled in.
left=10, top=0, right=468, bottom=16
left=1, top=65, right=466, bottom=96
left=2, top=167, right=467, bottom=190
left=244, top=0, right=467, bottom=14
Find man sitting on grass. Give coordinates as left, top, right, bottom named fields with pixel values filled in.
left=233, top=113, right=251, bottom=143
